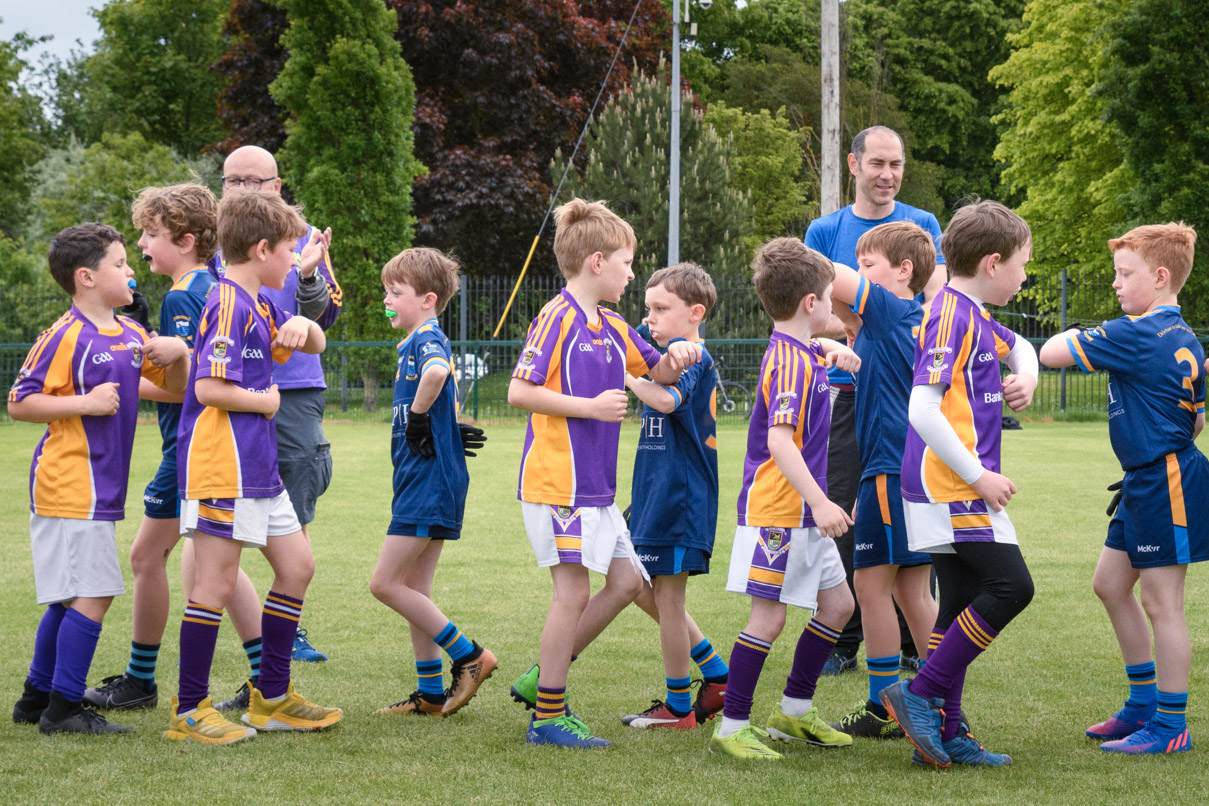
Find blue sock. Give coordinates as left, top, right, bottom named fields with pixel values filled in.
left=51, top=609, right=102, bottom=703
left=691, top=638, right=729, bottom=681
left=866, top=654, right=900, bottom=706
left=243, top=637, right=262, bottom=683
left=1123, top=660, right=1157, bottom=715
left=417, top=658, right=445, bottom=699
left=28, top=603, right=67, bottom=692
left=1153, top=690, right=1187, bottom=731
left=666, top=675, right=692, bottom=716
left=125, top=641, right=160, bottom=687
left=433, top=621, right=475, bottom=663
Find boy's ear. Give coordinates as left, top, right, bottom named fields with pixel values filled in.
left=75, top=266, right=94, bottom=289
left=588, top=251, right=604, bottom=275
left=689, top=302, right=706, bottom=323
left=1154, top=266, right=1171, bottom=289
left=897, top=259, right=913, bottom=282
left=801, top=292, right=817, bottom=315
left=981, top=252, right=1002, bottom=277
left=252, top=238, right=270, bottom=261
left=175, top=232, right=196, bottom=254
left=420, top=291, right=439, bottom=310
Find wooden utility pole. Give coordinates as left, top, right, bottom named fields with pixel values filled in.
left=820, top=0, right=841, bottom=215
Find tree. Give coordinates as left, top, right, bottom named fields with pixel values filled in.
left=553, top=64, right=754, bottom=287
left=1100, top=0, right=1209, bottom=325
left=0, top=31, right=48, bottom=237
left=991, top=0, right=1133, bottom=325
left=388, top=0, right=668, bottom=277
left=272, top=0, right=424, bottom=408
left=213, top=0, right=289, bottom=156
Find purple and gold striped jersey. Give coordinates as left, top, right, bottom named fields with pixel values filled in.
left=736, top=332, right=831, bottom=528
left=513, top=290, right=661, bottom=507
left=177, top=279, right=294, bottom=500
left=1064, top=306, right=1205, bottom=470
left=901, top=286, right=1016, bottom=503
left=9, top=307, right=165, bottom=520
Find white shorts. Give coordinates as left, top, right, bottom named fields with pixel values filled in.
left=726, top=525, right=846, bottom=611
left=903, top=499, right=1018, bottom=554
left=181, top=492, right=302, bottom=547
left=521, top=502, right=645, bottom=578
left=30, top=515, right=125, bottom=605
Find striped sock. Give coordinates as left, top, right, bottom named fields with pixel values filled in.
left=866, top=654, right=900, bottom=706
left=691, top=638, right=729, bottom=681
left=260, top=591, right=303, bottom=700
left=535, top=686, right=566, bottom=720
left=125, top=641, right=160, bottom=688
left=50, top=609, right=103, bottom=703
left=28, top=603, right=67, bottom=692
left=911, top=607, right=997, bottom=701
left=242, top=638, right=262, bottom=684
left=178, top=600, right=223, bottom=713
left=417, top=658, right=445, bottom=699
left=666, top=675, right=692, bottom=716
left=433, top=621, right=476, bottom=663
left=1154, top=690, right=1188, bottom=731
left=722, top=632, right=772, bottom=724
left=1124, top=660, right=1157, bottom=717
left=783, top=619, right=841, bottom=701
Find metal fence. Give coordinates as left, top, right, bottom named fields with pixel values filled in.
left=3, top=270, right=1206, bottom=423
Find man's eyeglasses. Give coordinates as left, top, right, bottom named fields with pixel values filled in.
left=221, top=176, right=277, bottom=190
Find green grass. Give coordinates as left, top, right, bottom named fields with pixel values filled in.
left=1, top=420, right=1208, bottom=805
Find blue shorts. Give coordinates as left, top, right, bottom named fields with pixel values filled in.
left=387, top=521, right=461, bottom=541
left=634, top=545, right=710, bottom=577
left=143, top=458, right=179, bottom=519
left=1105, top=445, right=1209, bottom=568
left=854, top=475, right=931, bottom=569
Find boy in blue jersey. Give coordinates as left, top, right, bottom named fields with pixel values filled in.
left=825, top=222, right=938, bottom=739
left=370, top=247, right=495, bottom=717
left=620, top=263, right=730, bottom=729
left=1041, top=222, right=1207, bottom=754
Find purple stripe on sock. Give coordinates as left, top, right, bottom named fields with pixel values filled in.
left=178, top=600, right=222, bottom=712
left=28, top=603, right=67, bottom=692
left=50, top=608, right=102, bottom=703
left=259, top=590, right=303, bottom=700
left=784, top=619, right=840, bottom=700
left=722, top=632, right=771, bottom=721
left=910, top=607, right=997, bottom=701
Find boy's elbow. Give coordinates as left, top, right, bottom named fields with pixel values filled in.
left=7, top=400, right=25, bottom=422
left=507, top=379, right=526, bottom=409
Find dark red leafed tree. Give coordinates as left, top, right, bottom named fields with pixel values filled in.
left=213, top=0, right=289, bottom=156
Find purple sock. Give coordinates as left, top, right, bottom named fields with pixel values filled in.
left=784, top=619, right=841, bottom=700
left=259, top=590, right=303, bottom=700
left=178, top=600, right=223, bottom=712
left=28, top=603, right=67, bottom=692
left=722, top=632, right=772, bottom=721
left=910, top=607, right=997, bottom=702
left=50, top=608, right=102, bottom=703
left=941, top=668, right=968, bottom=741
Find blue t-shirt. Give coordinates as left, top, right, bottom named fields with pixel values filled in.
left=390, top=320, right=468, bottom=528
left=629, top=342, right=719, bottom=553
left=805, top=201, right=944, bottom=385
left=850, top=275, right=923, bottom=481
left=156, top=267, right=215, bottom=464
left=1064, top=306, right=1206, bottom=470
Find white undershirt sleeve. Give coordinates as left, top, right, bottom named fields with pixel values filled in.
left=1002, top=333, right=1039, bottom=379
left=908, top=384, right=985, bottom=484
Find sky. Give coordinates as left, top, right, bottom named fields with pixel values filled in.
left=1, top=2, right=102, bottom=65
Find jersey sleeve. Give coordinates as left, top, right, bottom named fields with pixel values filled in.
left=160, top=288, right=206, bottom=348
left=513, top=309, right=564, bottom=386
left=306, top=230, right=343, bottom=330
left=851, top=276, right=915, bottom=341
left=913, top=293, right=965, bottom=388
left=8, top=317, right=75, bottom=402
left=1064, top=317, right=1133, bottom=375
left=767, top=342, right=810, bottom=429
left=121, top=319, right=168, bottom=389
left=194, top=288, right=247, bottom=383
left=990, top=317, right=1018, bottom=359
left=922, top=215, right=945, bottom=265
left=262, top=296, right=296, bottom=366
left=416, top=329, right=453, bottom=375
left=804, top=216, right=835, bottom=255
left=616, top=317, right=661, bottom=377
left=666, top=354, right=710, bottom=411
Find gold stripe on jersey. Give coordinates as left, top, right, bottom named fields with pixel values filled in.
left=27, top=319, right=94, bottom=518
left=514, top=297, right=570, bottom=383
left=183, top=406, right=242, bottom=499
left=742, top=342, right=812, bottom=526
left=921, top=314, right=980, bottom=501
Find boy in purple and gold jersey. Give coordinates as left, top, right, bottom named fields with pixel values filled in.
left=166, top=191, right=340, bottom=744
left=10, top=223, right=190, bottom=734
left=507, top=198, right=701, bottom=748
left=711, top=238, right=860, bottom=760
left=880, top=200, right=1039, bottom=768
left=1042, top=223, right=1207, bottom=755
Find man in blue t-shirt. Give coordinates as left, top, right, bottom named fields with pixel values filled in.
left=804, top=126, right=945, bottom=675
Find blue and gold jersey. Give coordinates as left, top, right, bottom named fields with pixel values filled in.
left=629, top=341, right=719, bottom=553
left=1064, top=306, right=1206, bottom=470
left=156, top=266, right=215, bottom=465
left=390, top=320, right=468, bottom=529
left=850, top=275, right=922, bottom=481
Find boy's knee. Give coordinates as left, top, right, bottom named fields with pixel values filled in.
left=368, top=571, right=391, bottom=603
left=129, top=539, right=165, bottom=578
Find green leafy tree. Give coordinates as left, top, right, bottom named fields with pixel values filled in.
left=992, top=0, right=1133, bottom=325
left=0, top=31, right=49, bottom=237
left=271, top=0, right=424, bottom=408
left=553, top=63, right=754, bottom=287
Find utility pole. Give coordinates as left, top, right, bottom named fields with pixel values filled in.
left=820, top=0, right=841, bottom=215
left=668, top=0, right=682, bottom=265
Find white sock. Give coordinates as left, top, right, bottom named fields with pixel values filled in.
left=781, top=695, right=811, bottom=717
left=718, top=716, right=749, bottom=738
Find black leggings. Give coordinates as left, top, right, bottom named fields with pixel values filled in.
left=933, top=542, right=1034, bottom=633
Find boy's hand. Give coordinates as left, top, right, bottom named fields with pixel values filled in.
left=970, top=469, right=1016, bottom=511
left=812, top=498, right=854, bottom=539
left=587, top=389, right=628, bottom=423
left=1001, top=373, right=1036, bottom=412
left=82, top=382, right=121, bottom=416
left=143, top=335, right=188, bottom=368
left=459, top=422, right=486, bottom=457
left=299, top=227, right=333, bottom=277
left=406, top=410, right=436, bottom=458
left=823, top=344, right=861, bottom=374
left=274, top=317, right=313, bottom=350
left=263, top=383, right=281, bottom=419
left=665, top=339, right=702, bottom=372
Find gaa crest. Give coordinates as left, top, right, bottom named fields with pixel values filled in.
left=757, top=528, right=790, bottom=564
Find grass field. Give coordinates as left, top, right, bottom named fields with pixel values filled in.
left=1, top=420, right=1207, bottom=805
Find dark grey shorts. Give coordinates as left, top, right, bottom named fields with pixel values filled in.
left=275, top=388, right=332, bottom=526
